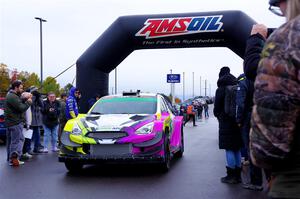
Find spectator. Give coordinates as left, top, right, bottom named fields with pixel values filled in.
left=29, top=87, right=44, bottom=154
left=197, top=102, right=203, bottom=119
left=58, top=93, right=68, bottom=145
left=242, top=1, right=276, bottom=191
left=76, top=91, right=82, bottom=113
left=42, top=92, right=61, bottom=153
left=251, top=0, right=300, bottom=198
left=184, top=103, right=197, bottom=126
left=235, top=74, right=264, bottom=191
left=4, top=80, right=32, bottom=166
left=21, top=90, right=34, bottom=160
left=66, top=87, right=80, bottom=120
left=179, top=105, right=186, bottom=116
left=213, top=67, right=243, bottom=184
left=88, top=93, right=100, bottom=109
left=203, top=102, right=209, bottom=119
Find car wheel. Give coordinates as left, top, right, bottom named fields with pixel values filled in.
left=159, top=133, right=171, bottom=172
left=175, top=126, right=184, bottom=158
left=64, top=160, right=83, bottom=173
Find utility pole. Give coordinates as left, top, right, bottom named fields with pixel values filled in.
left=192, top=72, right=195, bottom=98
left=183, top=72, right=185, bottom=101
left=205, top=80, right=207, bottom=96
left=200, top=76, right=202, bottom=96
left=35, top=17, right=47, bottom=85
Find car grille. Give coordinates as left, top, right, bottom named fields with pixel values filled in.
left=90, top=144, right=132, bottom=156
left=86, top=131, right=128, bottom=140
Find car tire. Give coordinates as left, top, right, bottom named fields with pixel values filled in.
left=159, top=132, right=171, bottom=172
left=175, top=126, right=184, bottom=158
left=64, top=160, right=83, bottom=173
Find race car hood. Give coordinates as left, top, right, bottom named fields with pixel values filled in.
left=81, top=114, right=154, bottom=132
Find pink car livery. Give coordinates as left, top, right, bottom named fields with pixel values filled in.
left=59, top=92, right=184, bottom=172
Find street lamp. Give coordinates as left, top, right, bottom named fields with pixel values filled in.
left=35, top=17, right=47, bottom=85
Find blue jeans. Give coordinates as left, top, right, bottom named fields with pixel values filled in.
left=43, top=125, right=58, bottom=150
left=32, top=126, right=43, bottom=150
left=204, top=110, right=209, bottom=118
left=226, top=150, right=241, bottom=169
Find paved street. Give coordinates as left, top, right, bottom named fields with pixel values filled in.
left=0, top=112, right=268, bottom=199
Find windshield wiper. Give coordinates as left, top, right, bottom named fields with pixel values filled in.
left=90, top=112, right=102, bottom=115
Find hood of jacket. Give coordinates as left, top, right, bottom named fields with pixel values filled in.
left=69, top=87, right=77, bottom=98
left=217, top=73, right=237, bottom=87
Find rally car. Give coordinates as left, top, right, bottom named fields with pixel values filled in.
left=59, top=91, right=184, bottom=172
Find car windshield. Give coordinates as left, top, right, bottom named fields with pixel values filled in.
left=90, top=97, right=157, bottom=114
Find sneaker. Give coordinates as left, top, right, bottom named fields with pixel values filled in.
left=242, top=183, right=263, bottom=191
left=9, top=158, right=25, bottom=166
left=52, top=147, right=59, bottom=152
left=20, top=153, right=33, bottom=160
left=33, top=148, right=44, bottom=154
left=41, top=148, right=49, bottom=153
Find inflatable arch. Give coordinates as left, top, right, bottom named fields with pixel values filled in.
left=76, top=10, right=256, bottom=112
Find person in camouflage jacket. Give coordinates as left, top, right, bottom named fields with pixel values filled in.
left=250, top=0, right=300, bottom=198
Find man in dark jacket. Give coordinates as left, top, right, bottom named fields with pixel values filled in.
left=88, top=93, right=100, bottom=110
left=41, top=92, right=60, bottom=153
left=4, top=80, right=32, bottom=166
left=243, top=24, right=267, bottom=82
left=213, top=67, right=242, bottom=184
left=236, top=74, right=264, bottom=191
left=243, top=19, right=272, bottom=191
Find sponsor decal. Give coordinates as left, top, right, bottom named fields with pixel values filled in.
left=136, top=15, right=223, bottom=39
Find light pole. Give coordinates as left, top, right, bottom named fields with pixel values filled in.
left=192, top=72, right=194, bottom=98
left=183, top=72, right=185, bottom=101
left=205, top=79, right=207, bottom=96
left=35, top=17, right=47, bottom=85
left=200, top=76, right=202, bottom=96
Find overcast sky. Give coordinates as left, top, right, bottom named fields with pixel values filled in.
left=0, top=0, right=284, bottom=99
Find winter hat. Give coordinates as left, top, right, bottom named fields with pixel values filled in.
left=219, top=66, right=230, bottom=77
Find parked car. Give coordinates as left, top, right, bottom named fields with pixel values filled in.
left=0, top=97, right=6, bottom=143
left=59, top=91, right=184, bottom=172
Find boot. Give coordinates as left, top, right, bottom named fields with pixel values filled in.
left=235, top=167, right=242, bottom=183
left=221, top=167, right=239, bottom=184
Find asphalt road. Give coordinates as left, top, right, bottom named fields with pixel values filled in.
left=0, top=111, right=269, bottom=199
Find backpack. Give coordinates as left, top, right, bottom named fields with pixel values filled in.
left=224, top=85, right=238, bottom=118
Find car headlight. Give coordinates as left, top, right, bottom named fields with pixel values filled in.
left=72, top=122, right=82, bottom=135
left=136, top=122, right=154, bottom=135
